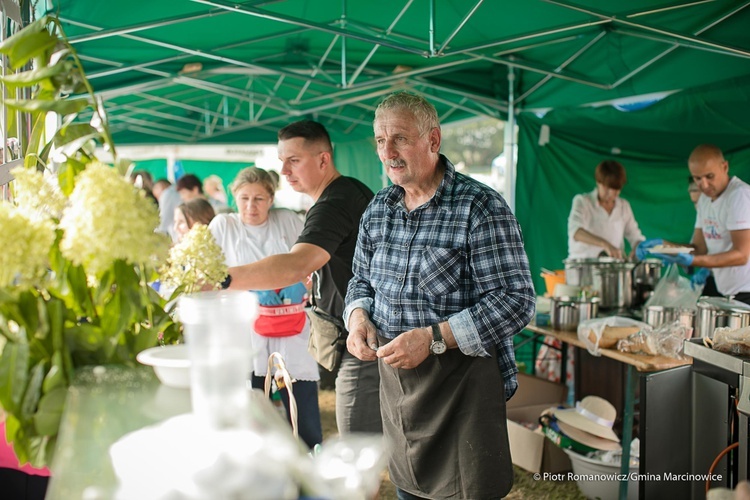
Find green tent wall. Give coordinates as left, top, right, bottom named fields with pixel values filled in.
left=516, top=76, right=750, bottom=293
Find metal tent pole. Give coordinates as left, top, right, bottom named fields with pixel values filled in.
left=503, top=68, right=516, bottom=212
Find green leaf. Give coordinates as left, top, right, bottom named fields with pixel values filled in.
left=0, top=61, right=69, bottom=87
left=54, top=132, right=101, bottom=158
left=5, top=97, right=90, bottom=115
left=7, top=31, right=59, bottom=70
left=28, top=435, right=54, bottom=469
left=16, top=291, right=40, bottom=336
left=56, top=159, right=86, bottom=196
left=3, top=413, right=21, bottom=455
left=47, top=300, right=64, bottom=352
left=33, top=386, right=67, bottom=436
left=65, top=324, right=104, bottom=352
left=0, top=342, right=30, bottom=412
left=0, top=17, right=49, bottom=55
left=66, top=264, right=93, bottom=317
left=133, top=325, right=160, bottom=354
left=22, top=110, right=49, bottom=169
left=21, top=361, right=46, bottom=419
left=101, top=291, right=124, bottom=338
left=42, top=351, right=65, bottom=393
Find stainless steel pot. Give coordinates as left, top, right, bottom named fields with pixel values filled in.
left=550, top=296, right=600, bottom=331
left=695, top=297, right=750, bottom=339
left=564, top=257, right=621, bottom=287
left=642, top=305, right=696, bottom=337
left=633, top=258, right=664, bottom=287
left=592, top=262, right=635, bottom=310
left=631, top=258, right=664, bottom=309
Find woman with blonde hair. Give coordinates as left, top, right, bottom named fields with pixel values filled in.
left=209, top=167, right=322, bottom=448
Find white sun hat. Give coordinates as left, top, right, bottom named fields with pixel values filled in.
left=553, top=396, right=619, bottom=443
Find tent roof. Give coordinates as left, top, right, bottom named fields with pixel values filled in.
left=46, top=0, right=750, bottom=144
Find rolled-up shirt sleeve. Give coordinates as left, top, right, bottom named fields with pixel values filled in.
left=344, top=217, right=376, bottom=327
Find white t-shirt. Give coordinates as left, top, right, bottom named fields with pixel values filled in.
left=209, top=209, right=303, bottom=267
left=567, top=189, right=644, bottom=259
left=695, top=176, right=750, bottom=295
left=208, top=209, right=318, bottom=381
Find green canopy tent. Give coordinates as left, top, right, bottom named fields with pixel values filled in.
left=5, top=0, right=750, bottom=273
left=37, top=1, right=750, bottom=134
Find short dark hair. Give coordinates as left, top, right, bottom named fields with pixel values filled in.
left=688, top=175, right=696, bottom=185
left=278, top=120, right=333, bottom=153
left=176, top=174, right=203, bottom=193
left=594, top=160, right=626, bottom=190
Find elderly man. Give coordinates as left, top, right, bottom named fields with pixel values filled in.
left=223, top=120, right=381, bottom=435
left=344, top=92, right=535, bottom=499
left=640, top=144, right=750, bottom=303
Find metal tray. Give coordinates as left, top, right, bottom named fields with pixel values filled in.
left=684, top=338, right=750, bottom=386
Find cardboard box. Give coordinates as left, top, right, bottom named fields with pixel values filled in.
left=506, top=373, right=572, bottom=474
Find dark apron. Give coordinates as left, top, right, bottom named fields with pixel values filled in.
left=378, top=335, right=513, bottom=499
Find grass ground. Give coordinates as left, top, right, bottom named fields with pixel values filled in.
left=317, top=389, right=584, bottom=499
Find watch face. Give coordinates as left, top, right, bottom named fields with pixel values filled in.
left=431, top=340, right=447, bottom=355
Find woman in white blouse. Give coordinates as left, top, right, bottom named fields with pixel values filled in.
left=209, top=167, right=322, bottom=448
left=567, top=160, right=645, bottom=260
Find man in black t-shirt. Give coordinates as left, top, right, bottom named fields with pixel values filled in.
left=225, top=120, right=381, bottom=435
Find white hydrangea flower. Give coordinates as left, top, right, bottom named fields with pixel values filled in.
left=59, top=162, right=169, bottom=275
left=0, top=203, right=56, bottom=287
left=10, top=166, right=66, bottom=221
left=160, top=224, right=228, bottom=293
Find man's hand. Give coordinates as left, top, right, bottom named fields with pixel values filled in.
left=376, top=327, right=432, bottom=370
left=652, top=252, right=694, bottom=267
left=347, top=310, right=378, bottom=361
left=691, top=267, right=711, bottom=289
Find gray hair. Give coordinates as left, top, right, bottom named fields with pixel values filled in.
left=230, top=167, right=276, bottom=197
left=374, top=91, right=440, bottom=135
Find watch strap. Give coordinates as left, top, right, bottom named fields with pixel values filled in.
left=431, top=323, right=442, bottom=342
left=220, top=274, right=232, bottom=289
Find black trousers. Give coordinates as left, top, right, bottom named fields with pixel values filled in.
left=0, top=468, right=48, bottom=500
left=250, top=374, right=323, bottom=450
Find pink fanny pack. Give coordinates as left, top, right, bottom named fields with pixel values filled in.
left=258, top=303, right=306, bottom=316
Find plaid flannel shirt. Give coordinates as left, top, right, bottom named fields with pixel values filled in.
left=344, top=156, right=535, bottom=400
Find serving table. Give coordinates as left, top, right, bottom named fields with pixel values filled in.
left=45, top=365, right=280, bottom=499
left=522, top=324, right=693, bottom=499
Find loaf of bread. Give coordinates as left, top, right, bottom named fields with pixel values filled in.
left=587, top=325, right=642, bottom=349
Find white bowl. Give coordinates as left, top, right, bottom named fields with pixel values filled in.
left=565, top=449, right=638, bottom=500
left=137, top=345, right=191, bottom=389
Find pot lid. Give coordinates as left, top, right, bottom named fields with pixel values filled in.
left=638, top=258, right=663, bottom=265
left=697, top=296, right=750, bottom=313
left=551, top=296, right=601, bottom=304
left=564, top=257, right=623, bottom=265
